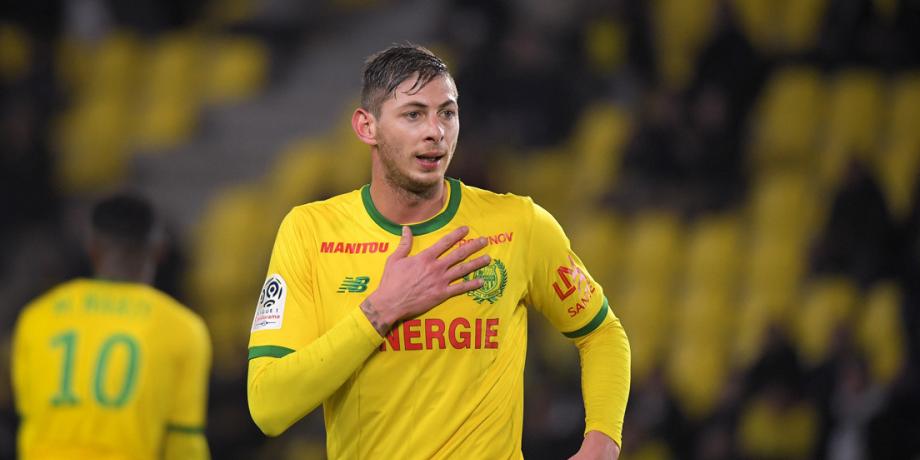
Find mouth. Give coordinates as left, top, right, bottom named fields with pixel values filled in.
left=415, top=152, right=446, bottom=168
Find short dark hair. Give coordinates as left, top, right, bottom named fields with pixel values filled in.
left=91, top=193, right=157, bottom=250
left=361, top=43, right=452, bottom=117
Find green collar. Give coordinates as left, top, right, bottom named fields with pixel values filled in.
left=361, top=178, right=462, bottom=236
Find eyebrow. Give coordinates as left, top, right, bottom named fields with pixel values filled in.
left=396, top=99, right=458, bottom=111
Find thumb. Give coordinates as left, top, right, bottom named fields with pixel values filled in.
left=391, top=226, right=413, bottom=259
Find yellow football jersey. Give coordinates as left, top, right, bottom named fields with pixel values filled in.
left=248, top=178, right=623, bottom=459
left=12, top=278, right=211, bottom=460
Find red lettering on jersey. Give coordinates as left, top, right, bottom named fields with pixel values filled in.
left=567, top=303, right=586, bottom=317
left=323, top=241, right=389, bottom=255
left=475, top=319, right=482, bottom=349
left=485, top=318, right=499, bottom=349
left=403, top=319, right=422, bottom=350
left=553, top=266, right=577, bottom=300
left=425, top=319, right=446, bottom=349
left=382, top=328, right=401, bottom=351
left=449, top=318, right=471, bottom=349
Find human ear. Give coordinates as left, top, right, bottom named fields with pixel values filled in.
left=352, top=108, right=378, bottom=146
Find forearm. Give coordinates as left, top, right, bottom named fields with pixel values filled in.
left=574, top=315, right=631, bottom=447
left=247, top=306, right=384, bottom=436
left=163, top=433, right=210, bottom=460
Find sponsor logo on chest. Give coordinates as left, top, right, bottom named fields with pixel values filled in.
left=320, top=241, right=390, bottom=254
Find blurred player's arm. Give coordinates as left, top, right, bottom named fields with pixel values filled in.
left=525, top=202, right=630, bottom=457
left=164, top=312, right=212, bottom=460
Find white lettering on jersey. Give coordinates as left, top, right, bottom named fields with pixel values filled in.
left=251, top=274, right=287, bottom=332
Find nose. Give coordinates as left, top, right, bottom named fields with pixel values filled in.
left=424, top=115, right=445, bottom=143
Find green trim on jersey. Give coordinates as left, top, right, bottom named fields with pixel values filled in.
left=248, top=345, right=295, bottom=360
left=562, top=297, right=610, bottom=339
left=361, top=178, right=462, bottom=236
left=166, top=423, right=205, bottom=435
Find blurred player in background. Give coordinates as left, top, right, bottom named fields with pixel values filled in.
left=11, top=194, right=211, bottom=460
left=247, top=44, right=630, bottom=459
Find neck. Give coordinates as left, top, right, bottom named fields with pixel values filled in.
left=369, top=175, right=446, bottom=226
left=93, top=258, right=155, bottom=285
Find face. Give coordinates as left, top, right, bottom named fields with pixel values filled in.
left=372, top=74, right=459, bottom=194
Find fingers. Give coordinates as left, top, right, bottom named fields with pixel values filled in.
left=444, top=277, right=485, bottom=297
left=445, top=254, right=491, bottom=281
left=389, top=226, right=413, bottom=261
left=420, top=226, right=470, bottom=259
left=440, top=235, right=488, bottom=268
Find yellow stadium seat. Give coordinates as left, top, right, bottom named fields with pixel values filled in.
left=569, top=210, right=622, bottom=291
left=782, top=0, right=828, bottom=51
left=267, top=139, right=333, bottom=216
left=624, top=212, right=684, bottom=288
left=0, top=23, right=31, bottom=81
left=883, top=73, right=920, bottom=151
left=684, top=214, right=742, bottom=291
left=876, top=143, right=920, bottom=219
left=85, top=31, right=142, bottom=99
left=732, top=0, right=827, bottom=53
left=734, top=295, right=778, bottom=367
left=667, top=288, right=734, bottom=418
left=858, top=283, right=905, bottom=385
left=494, top=148, right=572, bottom=219
left=750, top=66, right=825, bottom=169
left=742, top=238, right=806, bottom=325
left=585, top=18, right=627, bottom=76
left=203, top=36, right=268, bottom=104
left=567, top=103, right=631, bottom=206
left=626, top=440, right=672, bottom=460
left=187, top=185, right=276, bottom=376
left=732, top=0, right=773, bottom=51
left=653, top=0, right=717, bottom=89
left=327, top=104, right=373, bottom=191
left=795, top=277, right=859, bottom=367
left=738, top=395, right=819, bottom=459
left=134, top=32, right=203, bottom=150
left=54, top=99, right=132, bottom=192
left=819, top=69, right=884, bottom=191
left=749, top=172, right=821, bottom=244
left=616, top=285, right=671, bottom=384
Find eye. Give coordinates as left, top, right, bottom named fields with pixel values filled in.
left=405, top=111, right=421, bottom=120
left=440, top=110, right=456, bottom=120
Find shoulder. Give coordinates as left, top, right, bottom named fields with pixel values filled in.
left=459, top=181, right=538, bottom=219
left=144, top=287, right=209, bottom=341
left=15, top=279, right=81, bottom=324
left=279, top=189, right=363, bottom=231
left=290, top=188, right=363, bottom=219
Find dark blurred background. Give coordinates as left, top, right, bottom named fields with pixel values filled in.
left=2, top=0, right=920, bottom=458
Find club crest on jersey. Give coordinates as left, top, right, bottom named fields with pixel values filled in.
left=463, top=259, right=507, bottom=304
left=252, top=274, right=287, bottom=332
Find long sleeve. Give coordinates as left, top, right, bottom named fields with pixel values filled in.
left=573, top=311, right=631, bottom=446
left=522, top=201, right=631, bottom=446
left=247, top=306, right=383, bottom=436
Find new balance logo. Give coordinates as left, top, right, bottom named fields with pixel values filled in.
left=337, top=276, right=370, bottom=293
